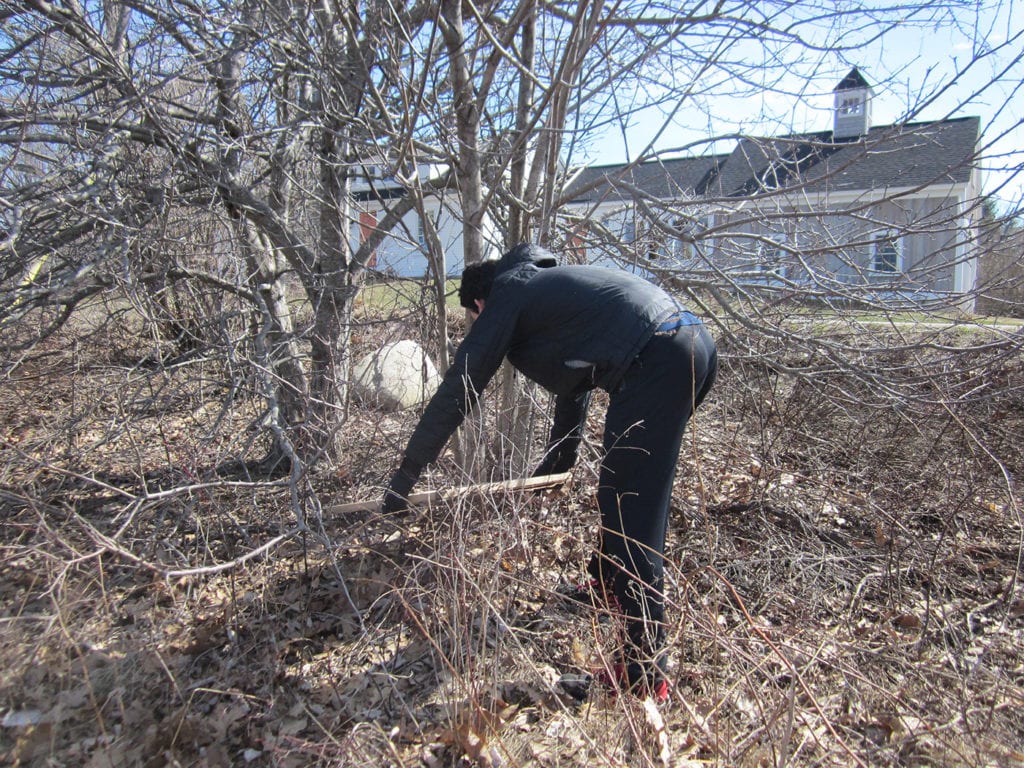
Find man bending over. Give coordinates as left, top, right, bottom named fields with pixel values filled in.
left=382, top=242, right=717, bottom=702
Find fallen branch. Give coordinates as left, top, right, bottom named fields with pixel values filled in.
left=327, top=471, right=572, bottom=515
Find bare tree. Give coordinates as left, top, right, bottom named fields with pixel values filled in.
left=4, top=3, right=1024, bottom=764
left=1, top=0, right=442, bottom=468
left=2, top=0, right=1020, bottom=576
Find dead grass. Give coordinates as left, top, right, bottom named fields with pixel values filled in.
left=1, top=309, right=1022, bottom=767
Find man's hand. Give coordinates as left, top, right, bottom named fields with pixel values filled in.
left=382, top=459, right=421, bottom=514
left=532, top=448, right=576, bottom=478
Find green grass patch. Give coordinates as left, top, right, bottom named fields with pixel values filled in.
left=358, top=278, right=462, bottom=312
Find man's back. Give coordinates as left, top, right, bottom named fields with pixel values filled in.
left=490, top=263, right=681, bottom=395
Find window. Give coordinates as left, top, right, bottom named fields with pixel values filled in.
left=871, top=233, right=901, bottom=273
left=641, top=222, right=673, bottom=261
left=840, top=96, right=862, bottom=115
left=667, top=236, right=689, bottom=262
left=757, top=236, right=788, bottom=279
left=667, top=215, right=707, bottom=267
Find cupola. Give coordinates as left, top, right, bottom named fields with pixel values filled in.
left=833, top=67, right=873, bottom=139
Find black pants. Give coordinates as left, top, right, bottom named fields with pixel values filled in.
left=591, top=321, right=717, bottom=683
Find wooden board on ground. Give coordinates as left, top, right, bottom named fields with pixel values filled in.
left=328, top=472, right=572, bottom=515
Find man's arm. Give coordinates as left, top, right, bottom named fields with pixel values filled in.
left=533, top=390, right=591, bottom=476
left=383, top=312, right=514, bottom=512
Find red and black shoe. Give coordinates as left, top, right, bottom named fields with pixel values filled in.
left=555, top=578, right=621, bottom=613
left=595, top=661, right=670, bottom=703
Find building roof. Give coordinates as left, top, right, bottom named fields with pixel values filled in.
left=566, top=115, right=980, bottom=204
left=835, top=67, right=870, bottom=92
left=563, top=154, right=727, bottom=205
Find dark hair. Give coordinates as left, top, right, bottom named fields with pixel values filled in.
left=459, top=260, right=499, bottom=309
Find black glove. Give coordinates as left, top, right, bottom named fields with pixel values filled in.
left=382, top=458, right=421, bottom=514
left=534, top=391, right=589, bottom=477
left=532, top=447, right=577, bottom=477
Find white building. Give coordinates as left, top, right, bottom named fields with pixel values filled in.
left=563, top=68, right=983, bottom=309
left=350, top=165, right=501, bottom=278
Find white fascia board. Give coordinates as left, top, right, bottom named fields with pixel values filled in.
left=767, top=182, right=969, bottom=211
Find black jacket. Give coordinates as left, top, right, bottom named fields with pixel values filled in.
left=403, top=244, right=684, bottom=470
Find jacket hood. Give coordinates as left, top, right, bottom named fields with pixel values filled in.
left=496, top=243, right=557, bottom=275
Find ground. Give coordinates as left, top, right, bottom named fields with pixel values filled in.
left=1, top=311, right=1022, bottom=767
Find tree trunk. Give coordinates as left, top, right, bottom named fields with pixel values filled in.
left=509, top=1, right=537, bottom=245
left=441, top=0, right=485, bottom=267
left=214, top=34, right=307, bottom=474
left=306, top=281, right=359, bottom=466
left=234, top=219, right=309, bottom=473
left=440, top=0, right=490, bottom=478
left=303, top=106, right=359, bottom=465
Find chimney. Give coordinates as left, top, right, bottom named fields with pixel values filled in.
left=833, top=67, right=873, bottom=139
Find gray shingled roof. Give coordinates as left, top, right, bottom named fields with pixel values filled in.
left=562, top=155, right=727, bottom=205
left=566, top=116, right=979, bottom=203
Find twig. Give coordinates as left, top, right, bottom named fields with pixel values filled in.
left=70, top=506, right=304, bottom=578
left=707, top=565, right=869, bottom=768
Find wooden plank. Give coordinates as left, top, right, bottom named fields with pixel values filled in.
left=327, top=471, right=572, bottom=515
